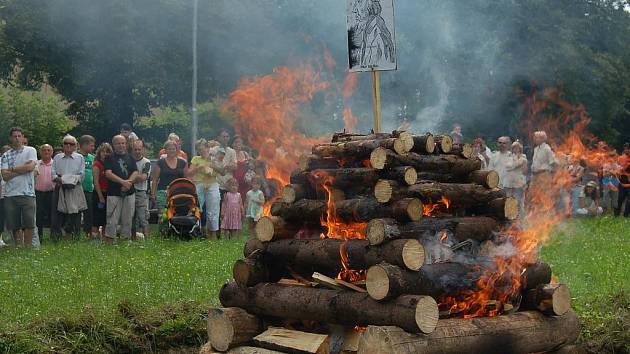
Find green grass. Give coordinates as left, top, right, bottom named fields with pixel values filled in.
left=0, top=219, right=628, bottom=353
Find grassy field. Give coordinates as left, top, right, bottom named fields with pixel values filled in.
left=0, top=218, right=628, bottom=353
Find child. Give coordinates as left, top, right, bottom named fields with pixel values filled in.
left=220, top=178, right=243, bottom=239
left=601, top=167, right=620, bottom=215
left=245, top=178, right=265, bottom=234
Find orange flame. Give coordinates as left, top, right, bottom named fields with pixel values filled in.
left=439, top=86, right=615, bottom=318
left=337, top=241, right=367, bottom=283
left=422, top=196, right=451, bottom=216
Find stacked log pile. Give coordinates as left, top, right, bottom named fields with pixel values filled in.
left=203, top=131, right=579, bottom=354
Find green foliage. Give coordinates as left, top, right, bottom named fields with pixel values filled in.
left=134, top=99, right=235, bottom=154
left=0, top=85, right=75, bottom=148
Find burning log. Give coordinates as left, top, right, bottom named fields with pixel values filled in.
left=313, top=133, right=414, bottom=157
left=207, top=307, right=263, bottom=352
left=410, top=134, right=436, bottom=154
left=365, top=263, right=476, bottom=301
left=366, top=217, right=498, bottom=245
left=253, top=327, right=329, bottom=354
left=449, top=143, right=473, bottom=159
left=370, top=149, right=481, bottom=175
left=415, top=170, right=499, bottom=189
left=255, top=216, right=305, bottom=242
left=271, top=198, right=423, bottom=224
left=521, top=262, right=552, bottom=290
left=522, top=284, right=571, bottom=316
left=433, top=135, right=453, bottom=154
left=357, top=310, right=579, bottom=354
left=331, top=130, right=410, bottom=143
left=244, top=238, right=426, bottom=275
left=375, top=181, right=505, bottom=206
left=219, top=282, right=439, bottom=334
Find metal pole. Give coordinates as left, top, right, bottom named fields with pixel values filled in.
left=191, top=0, right=199, bottom=156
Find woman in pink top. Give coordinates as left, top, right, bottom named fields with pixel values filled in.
left=35, top=144, right=55, bottom=239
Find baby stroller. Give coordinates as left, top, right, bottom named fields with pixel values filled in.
left=162, top=178, right=202, bottom=239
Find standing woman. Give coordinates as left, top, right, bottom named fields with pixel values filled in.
left=92, top=143, right=112, bottom=239
left=231, top=135, right=251, bottom=204
left=505, top=141, right=528, bottom=218
left=187, top=139, right=223, bottom=239
left=151, top=140, right=188, bottom=221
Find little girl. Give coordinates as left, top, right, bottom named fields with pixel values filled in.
left=220, top=178, right=243, bottom=239
left=245, top=178, right=265, bottom=234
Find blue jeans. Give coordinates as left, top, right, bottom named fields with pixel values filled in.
left=196, top=182, right=220, bottom=231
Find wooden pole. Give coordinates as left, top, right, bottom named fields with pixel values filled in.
left=371, top=71, right=382, bottom=133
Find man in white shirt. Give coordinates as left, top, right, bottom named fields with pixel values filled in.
left=530, top=130, right=557, bottom=191
left=0, top=127, right=37, bottom=247
left=132, top=139, right=151, bottom=238
left=488, top=136, right=512, bottom=188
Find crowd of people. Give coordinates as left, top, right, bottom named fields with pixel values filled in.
left=460, top=126, right=630, bottom=219
left=0, top=125, right=272, bottom=248
left=2, top=123, right=629, bottom=248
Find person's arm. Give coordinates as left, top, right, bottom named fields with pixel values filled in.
left=93, top=165, right=105, bottom=203
left=256, top=192, right=265, bottom=205
left=185, top=159, right=198, bottom=178
left=105, top=170, right=128, bottom=185
left=150, top=163, right=161, bottom=200
left=136, top=162, right=150, bottom=183
left=77, top=155, right=85, bottom=183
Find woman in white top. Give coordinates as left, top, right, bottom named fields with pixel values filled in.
left=505, top=141, right=528, bottom=218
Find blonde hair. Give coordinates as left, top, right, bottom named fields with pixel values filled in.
left=511, top=141, right=523, bottom=152
left=163, top=140, right=177, bottom=150
left=168, top=133, right=180, bottom=142
left=534, top=131, right=547, bottom=140
left=195, top=138, right=208, bottom=152
left=95, top=143, right=113, bottom=161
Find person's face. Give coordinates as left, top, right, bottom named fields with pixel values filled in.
left=81, top=142, right=95, bottom=154
left=219, top=132, right=230, bottom=146
left=40, top=146, right=53, bottom=160
left=624, top=147, right=630, bottom=156
left=113, top=138, right=127, bottom=154
left=511, top=146, right=521, bottom=155
left=216, top=152, right=225, bottom=161
left=534, top=135, right=544, bottom=146
left=101, top=149, right=112, bottom=160
left=251, top=181, right=261, bottom=191
left=454, top=126, right=461, bottom=133
left=198, top=145, right=209, bottom=157
left=9, top=131, right=23, bottom=148
left=22, top=137, right=29, bottom=145
left=121, top=130, right=131, bottom=139
left=497, top=138, right=510, bottom=152
left=132, top=142, right=144, bottom=159
left=233, top=138, right=243, bottom=150
left=63, top=139, right=77, bottom=154
left=165, top=144, right=178, bottom=157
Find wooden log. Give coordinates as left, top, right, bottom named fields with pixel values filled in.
left=291, top=167, right=417, bottom=195
left=469, top=197, right=519, bottom=220
left=298, top=154, right=341, bottom=171
left=313, top=134, right=413, bottom=157
left=331, top=130, right=410, bottom=143
left=282, top=184, right=309, bottom=204
left=254, top=327, right=329, bottom=354
left=449, top=143, right=473, bottom=159
left=244, top=238, right=425, bottom=275
left=271, top=198, right=423, bottom=224
left=378, top=181, right=505, bottom=206
left=365, top=263, right=475, bottom=301
left=219, top=282, right=439, bottom=334
left=434, top=135, right=453, bottom=154
left=233, top=250, right=287, bottom=287
left=207, top=307, right=263, bottom=352
left=365, top=217, right=498, bottom=245
left=385, top=166, right=417, bottom=185
left=255, top=216, right=303, bottom=242
left=370, top=148, right=481, bottom=174
left=416, top=170, right=499, bottom=189
left=410, top=134, right=435, bottom=154
left=522, top=262, right=552, bottom=290
left=522, top=284, right=571, bottom=316
left=357, top=310, right=579, bottom=354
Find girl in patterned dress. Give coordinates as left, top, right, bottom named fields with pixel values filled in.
left=220, top=178, right=243, bottom=239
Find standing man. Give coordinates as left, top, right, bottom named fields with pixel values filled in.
left=52, top=135, right=86, bottom=238
left=104, top=135, right=138, bottom=244
left=0, top=127, right=37, bottom=247
left=616, top=142, right=630, bottom=217
left=78, top=135, right=96, bottom=237
left=488, top=136, right=512, bottom=188
left=35, top=144, right=55, bottom=240
left=530, top=131, right=557, bottom=192
left=132, top=139, right=151, bottom=239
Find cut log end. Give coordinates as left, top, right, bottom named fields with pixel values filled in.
left=458, top=143, right=473, bottom=159
left=398, top=132, right=415, bottom=154
left=415, top=295, right=439, bottom=334
left=255, top=216, right=275, bottom=242
left=374, top=179, right=394, bottom=203
left=232, top=260, right=251, bottom=287
left=405, top=198, right=423, bottom=221
left=425, top=135, right=436, bottom=154
left=504, top=196, right=520, bottom=220
left=370, top=147, right=387, bottom=170
left=366, top=265, right=390, bottom=301
left=486, top=170, right=500, bottom=189
left=436, top=135, right=453, bottom=153
left=552, top=284, right=571, bottom=316
left=402, top=239, right=425, bottom=271
left=393, top=138, right=409, bottom=155
left=207, top=307, right=262, bottom=352
left=281, top=184, right=302, bottom=204
left=403, top=167, right=417, bottom=185
left=366, top=219, right=387, bottom=246
left=524, top=283, right=571, bottom=316
left=208, top=311, right=236, bottom=351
